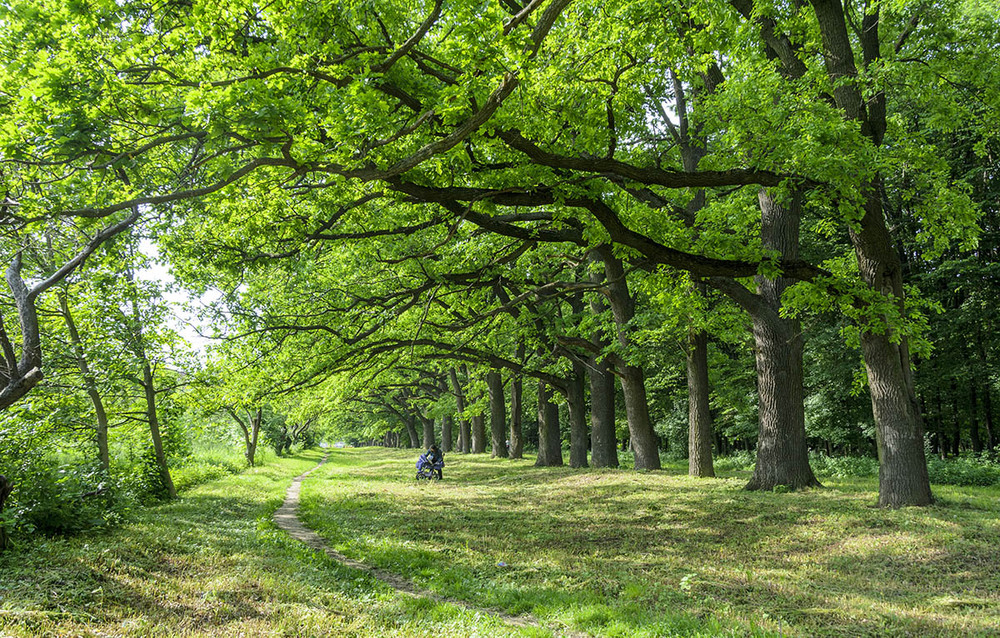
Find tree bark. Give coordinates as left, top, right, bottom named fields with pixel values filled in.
left=471, top=413, right=486, bottom=453
left=970, top=383, right=982, bottom=455
left=227, top=406, right=262, bottom=467
left=984, top=382, right=997, bottom=455
left=418, top=410, right=436, bottom=449
left=568, top=358, right=589, bottom=468
left=535, top=380, right=563, bottom=466
left=747, top=189, right=818, bottom=490
left=141, top=361, right=177, bottom=499
left=687, top=327, right=715, bottom=477
left=487, top=369, right=509, bottom=457
left=810, top=0, right=931, bottom=507
left=596, top=245, right=661, bottom=470
left=0, top=475, right=12, bottom=551
left=510, top=365, right=524, bottom=459
left=951, top=378, right=962, bottom=456
left=405, top=412, right=420, bottom=448
left=442, top=414, right=453, bottom=453
left=439, top=378, right=453, bottom=452
left=587, top=259, right=619, bottom=468
left=59, top=292, right=110, bottom=473
left=450, top=367, right=472, bottom=453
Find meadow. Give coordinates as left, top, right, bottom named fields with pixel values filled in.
left=1, top=447, right=998, bottom=637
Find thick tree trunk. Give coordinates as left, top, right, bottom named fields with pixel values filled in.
left=59, top=293, right=110, bottom=472
left=597, top=246, right=661, bottom=470
left=687, top=327, right=715, bottom=477
left=471, top=413, right=486, bottom=454
left=439, top=378, right=453, bottom=452
left=588, top=353, right=619, bottom=468
left=748, top=190, right=818, bottom=490
left=141, top=362, right=177, bottom=499
left=442, top=414, right=453, bottom=453
left=721, top=189, right=818, bottom=491
left=449, top=368, right=471, bottom=453
left=811, top=0, right=931, bottom=507
left=510, top=370, right=524, bottom=459
left=419, top=411, right=436, bottom=449
left=586, top=269, right=619, bottom=468
left=405, top=413, right=420, bottom=448
left=487, top=370, right=509, bottom=458
left=535, top=380, right=563, bottom=466
left=568, top=359, right=589, bottom=468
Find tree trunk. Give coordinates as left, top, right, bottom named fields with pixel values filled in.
left=450, top=367, right=472, bottom=453
left=510, top=368, right=524, bottom=459
left=440, top=378, right=453, bottom=452
left=568, top=359, right=589, bottom=468
left=59, top=292, right=110, bottom=473
left=597, top=246, right=661, bottom=470
left=984, top=382, right=997, bottom=455
left=535, top=380, right=563, bottom=466
left=687, top=327, right=715, bottom=477
left=950, top=378, right=962, bottom=456
left=746, top=190, right=819, bottom=491
left=0, top=475, right=12, bottom=551
left=471, top=414, right=486, bottom=454
left=419, top=411, right=436, bottom=449
left=141, top=361, right=177, bottom=499
left=586, top=264, right=619, bottom=468
left=442, top=414, right=453, bottom=453
left=970, top=383, right=982, bottom=455
left=811, top=0, right=932, bottom=507
left=487, top=370, right=509, bottom=457
left=405, top=413, right=420, bottom=448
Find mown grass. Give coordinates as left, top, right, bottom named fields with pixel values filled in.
left=0, top=450, right=527, bottom=637
left=300, top=448, right=1000, bottom=637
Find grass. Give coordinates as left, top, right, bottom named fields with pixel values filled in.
left=1, top=448, right=998, bottom=637
left=299, top=448, right=1000, bottom=637
left=0, top=450, right=524, bottom=637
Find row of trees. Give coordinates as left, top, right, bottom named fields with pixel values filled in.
left=0, top=0, right=997, bottom=536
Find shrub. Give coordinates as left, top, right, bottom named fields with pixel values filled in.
left=10, top=463, right=112, bottom=535
left=926, top=456, right=1000, bottom=487
left=713, top=451, right=756, bottom=472
left=808, top=454, right=879, bottom=479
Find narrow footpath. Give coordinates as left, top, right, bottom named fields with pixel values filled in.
left=272, top=455, right=588, bottom=638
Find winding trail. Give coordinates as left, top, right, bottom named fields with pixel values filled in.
left=273, top=455, right=588, bottom=638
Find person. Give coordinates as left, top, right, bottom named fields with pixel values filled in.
left=426, top=444, right=444, bottom=480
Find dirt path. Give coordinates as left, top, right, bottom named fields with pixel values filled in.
left=273, top=455, right=589, bottom=638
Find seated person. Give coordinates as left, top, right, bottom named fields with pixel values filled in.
left=426, top=444, right=444, bottom=479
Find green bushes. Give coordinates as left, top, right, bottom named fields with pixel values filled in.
left=8, top=463, right=116, bottom=536
left=713, top=451, right=1000, bottom=487
left=926, top=456, right=1000, bottom=486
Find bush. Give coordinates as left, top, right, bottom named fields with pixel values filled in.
left=808, top=454, right=879, bottom=479
left=10, top=463, right=113, bottom=535
left=926, top=456, right=1000, bottom=487
left=713, top=451, right=756, bottom=472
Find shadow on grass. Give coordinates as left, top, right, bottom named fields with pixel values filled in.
left=299, top=448, right=1000, bottom=637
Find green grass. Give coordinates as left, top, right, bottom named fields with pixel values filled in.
left=2, top=448, right=998, bottom=637
left=0, top=450, right=525, bottom=637
left=299, top=448, right=1000, bottom=637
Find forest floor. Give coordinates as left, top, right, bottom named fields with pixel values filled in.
left=1, top=448, right=999, bottom=637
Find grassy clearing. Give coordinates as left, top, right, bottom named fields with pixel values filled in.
left=0, top=450, right=526, bottom=637
left=300, top=448, right=1000, bottom=637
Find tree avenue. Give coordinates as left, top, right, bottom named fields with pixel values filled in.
left=0, top=0, right=997, bottom=559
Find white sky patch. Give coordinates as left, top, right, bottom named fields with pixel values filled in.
left=136, top=240, right=220, bottom=355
